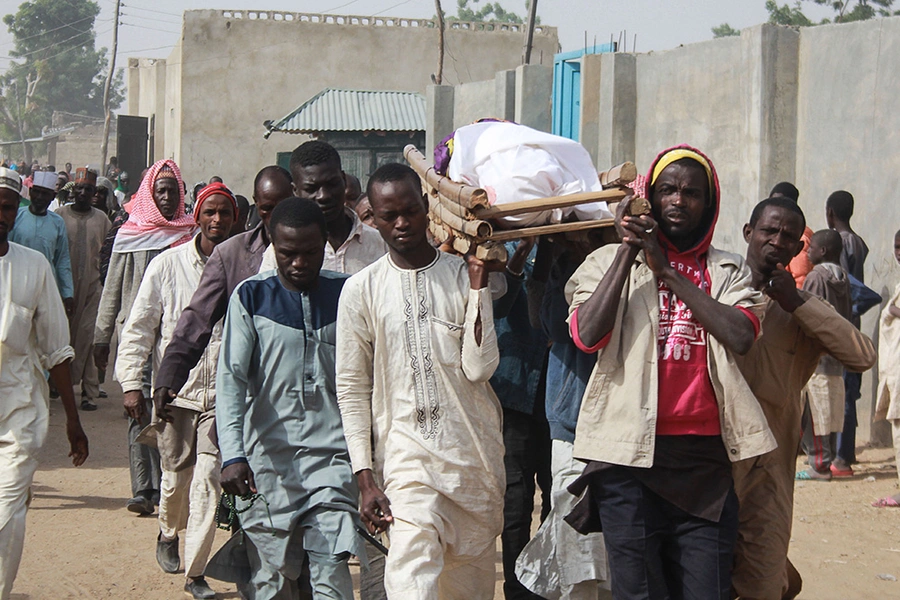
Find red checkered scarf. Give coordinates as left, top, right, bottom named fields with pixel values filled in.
left=113, top=159, right=197, bottom=253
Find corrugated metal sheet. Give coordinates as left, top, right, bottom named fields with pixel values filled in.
left=268, top=88, right=426, bottom=134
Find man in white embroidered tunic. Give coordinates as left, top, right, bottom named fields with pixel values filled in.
left=0, top=169, right=89, bottom=598
left=116, top=183, right=238, bottom=599
left=336, top=164, right=506, bottom=599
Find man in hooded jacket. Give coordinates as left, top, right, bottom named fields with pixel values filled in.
left=564, top=146, right=774, bottom=599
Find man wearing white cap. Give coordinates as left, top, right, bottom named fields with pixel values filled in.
left=0, top=166, right=89, bottom=597
left=58, top=168, right=111, bottom=411
left=9, top=169, right=75, bottom=318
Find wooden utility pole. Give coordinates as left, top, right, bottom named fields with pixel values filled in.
left=13, top=81, right=27, bottom=162
left=100, top=0, right=121, bottom=171
left=523, top=0, right=538, bottom=64
left=434, top=0, right=445, bottom=84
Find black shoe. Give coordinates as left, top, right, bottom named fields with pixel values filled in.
left=126, top=494, right=154, bottom=515
left=156, top=533, right=180, bottom=574
left=98, top=389, right=108, bottom=398
left=80, top=399, right=98, bottom=411
left=184, top=577, right=216, bottom=599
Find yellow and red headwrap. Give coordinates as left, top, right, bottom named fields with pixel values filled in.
left=650, top=148, right=714, bottom=192
left=194, top=182, right=237, bottom=221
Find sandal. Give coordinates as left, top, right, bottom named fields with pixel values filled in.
left=830, top=464, right=854, bottom=478
left=872, top=497, right=900, bottom=508
left=796, top=469, right=831, bottom=481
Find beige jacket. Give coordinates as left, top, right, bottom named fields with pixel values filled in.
left=731, top=291, right=876, bottom=600
left=565, top=244, right=774, bottom=468
left=116, top=236, right=220, bottom=413
left=875, top=283, right=900, bottom=421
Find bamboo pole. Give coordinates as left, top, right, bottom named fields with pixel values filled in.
left=483, top=196, right=649, bottom=241
left=599, top=161, right=637, bottom=188
left=430, top=190, right=469, bottom=220
left=471, top=187, right=631, bottom=220
left=475, top=242, right=508, bottom=261
left=486, top=217, right=618, bottom=241
left=428, top=195, right=493, bottom=239
left=404, top=145, right=489, bottom=209
left=429, top=220, right=508, bottom=261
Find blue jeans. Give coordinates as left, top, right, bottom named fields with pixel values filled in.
left=836, top=371, right=862, bottom=465
left=590, top=466, right=739, bottom=600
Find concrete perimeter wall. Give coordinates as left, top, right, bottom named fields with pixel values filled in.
left=128, top=10, right=557, bottom=197
left=127, top=57, right=168, bottom=162
left=427, top=17, right=900, bottom=444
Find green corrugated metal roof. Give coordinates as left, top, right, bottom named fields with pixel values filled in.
left=266, top=88, right=426, bottom=135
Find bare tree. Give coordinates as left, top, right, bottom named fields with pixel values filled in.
left=434, top=0, right=445, bottom=85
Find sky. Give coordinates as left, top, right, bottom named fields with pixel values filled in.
left=0, top=0, right=836, bottom=78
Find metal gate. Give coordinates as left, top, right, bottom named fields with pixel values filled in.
left=116, top=115, right=148, bottom=194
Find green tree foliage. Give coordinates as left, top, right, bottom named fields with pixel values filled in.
left=712, top=23, right=741, bottom=37
left=453, top=0, right=538, bottom=24
left=765, top=1, right=817, bottom=25
left=814, top=0, right=898, bottom=22
left=712, top=0, right=898, bottom=37
left=0, top=0, right=124, bottom=145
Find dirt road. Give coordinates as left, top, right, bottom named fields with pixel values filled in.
left=10, top=385, right=900, bottom=599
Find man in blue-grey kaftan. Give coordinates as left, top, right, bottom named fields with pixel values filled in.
left=216, top=197, right=364, bottom=600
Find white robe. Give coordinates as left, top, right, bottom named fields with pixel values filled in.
left=876, top=283, right=900, bottom=422
left=336, top=251, right=505, bottom=597
left=0, top=243, right=74, bottom=598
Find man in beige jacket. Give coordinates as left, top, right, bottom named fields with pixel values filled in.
left=732, top=197, right=876, bottom=600
left=116, top=183, right=236, bottom=600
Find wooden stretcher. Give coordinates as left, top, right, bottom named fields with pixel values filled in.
left=403, top=144, right=650, bottom=261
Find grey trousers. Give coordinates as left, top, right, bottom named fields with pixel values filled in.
left=242, top=526, right=357, bottom=600
left=129, top=361, right=160, bottom=497
left=360, top=538, right=387, bottom=600
left=800, top=402, right=837, bottom=473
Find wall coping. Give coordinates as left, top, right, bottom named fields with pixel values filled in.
left=189, top=9, right=555, bottom=36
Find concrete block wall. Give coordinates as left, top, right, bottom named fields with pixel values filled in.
left=126, top=58, right=168, bottom=162
left=453, top=79, right=496, bottom=128
left=793, top=17, right=900, bottom=444
left=423, top=64, right=554, bottom=160
left=54, top=122, right=117, bottom=170
left=128, top=10, right=558, bottom=194
left=514, top=64, right=552, bottom=131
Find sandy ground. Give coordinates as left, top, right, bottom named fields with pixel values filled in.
left=10, top=383, right=900, bottom=600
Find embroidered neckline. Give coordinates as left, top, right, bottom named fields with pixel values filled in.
left=387, top=249, right=440, bottom=273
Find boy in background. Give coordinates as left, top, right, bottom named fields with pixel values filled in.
left=797, top=230, right=852, bottom=480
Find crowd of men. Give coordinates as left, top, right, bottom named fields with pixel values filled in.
left=0, top=137, right=895, bottom=600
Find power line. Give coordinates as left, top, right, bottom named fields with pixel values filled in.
left=372, top=0, right=417, bottom=17
left=121, top=22, right=181, bottom=35
left=119, top=44, right=176, bottom=55
left=120, top=12, right=182, bottom=26
left=6, top=27, right=98, bottom=60
left=0, top=14, right=101, bottom=49
left=121, top=3, right=184, bottom=18
left=1, top=27, right=115, bottom=66
left=322, top=0, right=363, bottom=12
